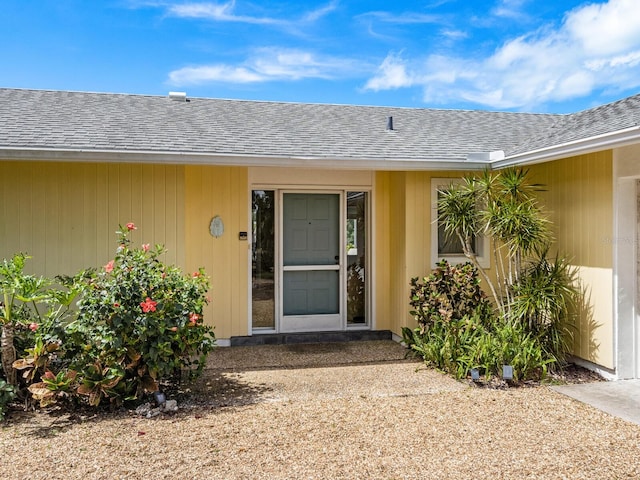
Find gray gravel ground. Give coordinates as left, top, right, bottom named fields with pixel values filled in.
left=2, top=341, right=640, bottom=479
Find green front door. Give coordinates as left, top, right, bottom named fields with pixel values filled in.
left=280, top=193, right=342, bottom=332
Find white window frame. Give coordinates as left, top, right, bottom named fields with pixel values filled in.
left=430, top=178, right=490, bottom=269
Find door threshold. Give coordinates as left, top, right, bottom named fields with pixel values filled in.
left=230, top=330, right=391, bottom=346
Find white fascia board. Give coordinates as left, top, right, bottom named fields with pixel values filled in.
left=0, top=147, right=491, bottom=171
left=492, top=126, right=640, bottom=168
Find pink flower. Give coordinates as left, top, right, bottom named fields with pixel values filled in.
left=104, top=260, right=115, bottom=273
left=142, top=243, right=150, bottom=252
left=189, top=313, right=199, bottom=324
left=192, top=272, right=201, bottom=278
left=113, top=302, right=120, bottom=308
left=29, top=323, right=38, bottom=332
left=126, top=222, right=137, bottom=231
left=140, top=297, right=157, bottom=313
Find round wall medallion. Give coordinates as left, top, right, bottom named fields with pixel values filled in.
left=209, top=215, right=224, bottom=238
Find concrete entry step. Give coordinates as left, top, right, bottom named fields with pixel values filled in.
left=230, top=329, right=392, bottom=346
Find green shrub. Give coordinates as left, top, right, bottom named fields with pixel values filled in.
left=508, top=249, right=577, bottom=366
left=409, top=260, right=493, bottom=334
left=1, top=254, right=47, bottom=386
left=13, top=223, right=216, bottom=409
left=60, top=223, right=215, bottom=406
left=404, top=312, right=488, bottom=379
left=28, top=369, right=78, bottom=408
left=1, top=254, right=77, bottom=389
left=405, top=260, right=494, bottom=379
left=465, top=322, right=553, bottom=381
left=404, top=314, right=554, bottom=381
left=0, top=378, right=16, bottom=419
left=405, top=259, right=558, bottom=381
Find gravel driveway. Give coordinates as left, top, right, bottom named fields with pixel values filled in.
left=2, top=340, right=640, bottom=479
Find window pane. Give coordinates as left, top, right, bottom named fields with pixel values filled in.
left=436, top=188, right=474, bottom=256
left=252, top=190, right=275, bottom=329
left=347, top=192, right=367, bottom=325
left=438, top=223, right=465, bottom=254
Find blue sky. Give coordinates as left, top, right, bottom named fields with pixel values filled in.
left=3, top=0, right=640, bottom=113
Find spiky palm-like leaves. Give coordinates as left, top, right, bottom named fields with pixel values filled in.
left=509, top=249, right=578, bottom=365
left=436, top=178, right=502, bottom=312
left=437, top=168, right=576, bottom=333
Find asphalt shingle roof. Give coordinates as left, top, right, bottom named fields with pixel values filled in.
left=507, top=93, right=640, bottom=156
left=1, top=88, right=639, bottom=166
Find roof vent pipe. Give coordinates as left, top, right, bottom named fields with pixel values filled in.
left=168, top=91, right=187, bottom=102
left=386, top=116, right=394, bottom=130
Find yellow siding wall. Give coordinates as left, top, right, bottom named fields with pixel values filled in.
left=1, top=161, right=250, bottom=340
left=2, top=157, right=613, bottom=358
left=374, top=172, right=404, bottom=334
left=0, top=161, right=185, bottom=277
left=528, top=152, right=614, bottom=368
left=374, top=170, right=470, bottom=335
left=184, top=166, right=249, bottom=339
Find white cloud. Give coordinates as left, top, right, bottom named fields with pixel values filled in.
left=364, top=54, right=415, bottom=90
left=491, top=0, right=530, bottom=20
left=169, top=1, right=232, bottom=19
left=166, top=0, right=283, bottom=24
left=251, top=48, right=344, bottom=80
left=363, top=0, right=640, bottom=110
left=156, top=0, right=338, bottom=27
left=600, top=50, right=640, bottom=68
left=440, top=29, right=468, bottom=41
left=168, top=65, right=265, bottom=84
left=358, top=11, right=442, bottom=25
left=169, top=47, right=363, bottom=85
left=302, top=0, right=339, bottom=23
left=565, top=0, right=640, bottom=56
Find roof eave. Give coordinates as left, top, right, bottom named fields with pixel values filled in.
left=0, top=147, right=490, bottom=171
left=493, top=125, right=640, bottom=168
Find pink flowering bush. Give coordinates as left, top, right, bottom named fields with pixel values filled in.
left=61, top=223, right=215, bottom=406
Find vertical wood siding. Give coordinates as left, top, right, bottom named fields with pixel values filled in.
left=184, top=166, right=249, bottom=339
left=379, top=172, right=407, bottom=335
left=528, top=152, right=614, bottom=368
left=0, top=161, right=185, bottom=277
left=374, top=171, right=471, bottom=335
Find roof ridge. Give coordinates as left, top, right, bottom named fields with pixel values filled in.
left=0, top=87, right=563, bottom=116
left=569, top=91, right=640, bottom=116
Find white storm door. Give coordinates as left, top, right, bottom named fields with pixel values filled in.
left=280, top=192, right=342, bottom=333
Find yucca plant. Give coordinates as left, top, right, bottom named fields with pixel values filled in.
left=436, top=168, right=561, bottom=317
left=509, top=249, right=578, bottom=367
left=432, top=168, right=579, bottom=378
left=436, top=178, right=501, bottom=308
